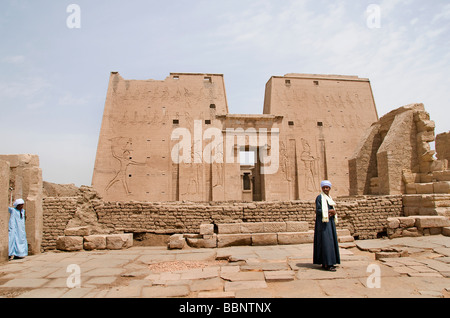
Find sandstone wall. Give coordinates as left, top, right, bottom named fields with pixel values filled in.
left=41, top=195, right=403, bottom=250
left=349, top=103, right=448, bottom=196
left=0, top=154, right=43, bottom=255
left=436, top=131, right=450, bottom=163
left=0, top=160, right=10, bottom=262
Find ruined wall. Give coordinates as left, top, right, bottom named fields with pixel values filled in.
left=349, top=103, right=449, bottom=196
left=42, top=197, right=77, bottom=251
left=436, top=132, right=450, bottom=163
left=41, top=194, right=403, bottom=250
left=0, top=154, right=43, bottom=255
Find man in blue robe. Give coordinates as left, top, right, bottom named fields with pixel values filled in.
left=313, top=181, right=340, bottom=271
left=8, top=198, right=28, bottom=260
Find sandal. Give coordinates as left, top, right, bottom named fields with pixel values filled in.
left=323, top=265, right=336, bottom=271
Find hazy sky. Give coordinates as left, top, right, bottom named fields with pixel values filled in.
left=1, top=0, right=449, bottom=186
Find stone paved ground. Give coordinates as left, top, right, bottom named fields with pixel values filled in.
left=0, top=235, right=449, bottom=299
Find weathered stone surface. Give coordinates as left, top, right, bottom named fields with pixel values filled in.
left=398, top=217, right=416, bottom=228
left=240, top=223, right=264, bottom=233
left=217, top=234, right=251, bottom=248
left=220, top=271, right=265, bottom=282
left=168, top=234, right=185, bottom=249
left=56, top=236, right=83, bottom=251
left=186, top=234, right=217, bottom=248
left=414, top=216, right=450, bottom=228
left=264, top=270, right=295, bottom=282
left=83, top=235, right=107, bottom=250
left=142, top=285, right=190, bottom=298
left=224, top=281, right=268, bottom=292
left=387, top=218, right=400, bottom=229
left=106, top=234, right=133, bottom=250
left=338, top=236, right=355, bottom=243
left=443, top=227, right=450, bottom=237
left=64, top=226, right=91, bottom=237
left=263, top=222, right=286, bottom=233
left=199, top=224, right=214, bottom=235
left=217, top=223, right=241, bottom=234
left=434, top=181, right=450, bottom=194
left=0, top=160, right=9, bottom=262
left=277, top=231, right=314, bottom=245
left=286, top=221, right=309, bottom=232
left=251, top=233, right=277, bottom=246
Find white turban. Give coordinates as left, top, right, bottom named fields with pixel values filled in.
left=13, top=199, right=25, bottom=207
left=320, top=180, right=332, bottom=188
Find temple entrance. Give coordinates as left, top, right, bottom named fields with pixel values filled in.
left=239, top=148, right=263, bottom=201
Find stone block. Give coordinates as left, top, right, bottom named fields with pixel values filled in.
left=398, top=217, right=416, bottom=228
left=417, top=131, right=435, bottom=143
left=64, top=226, right=91, bottom=236
left=277, top=231, right=314, bottom=245
left=263, top=222, right=286, bottom=233
left=251, top=233, right=277, bottom=246
left=186, top=234, right=217, bottom=248
left=401, top=227, right=421, bottom=237
left=56, top=236, right=83, bottom=251
left=338, top=236, right=355, bottom=243
left=403, top=195, right=422, bottom=206
left=442, top=227, right=450, bottom=237
left=168, top=234, right=185, bottom=249
left=429, top=227, right=442, bottom=235
left=433, top=181, right=450, bottom=194
left=83, top=235, right=107, bottom=250
left=387, top=218, right=400, bottom=229
left=199, top=224, right=214, bottom=235
left=217, top=223, right=241, bottom=234
left=240, top=222, right=264, bottom=233
left=415, top=183, right=434, bottom=194
left=337, top=229, right=351, bottom=236
left=404, top=207, right=420, bottom=216
left=264, top=270, right=295, bottom=282
left=217, top=234, right=251, bottom=248
left=106, top=234, right=133, bottom=250
left=414, top=216, right=450, bottom=228
left=286, top=221, right=309, bottom=232
left=405, top=184, right=417, bottom=194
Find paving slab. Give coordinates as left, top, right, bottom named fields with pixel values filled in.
left=141, top=285, right=190, bottom=298
left=0, top=278, right=49, bottom=288
left=264, top=270, right=295, bottom=282
left=16, top=288, right=68, bottom=298
left=0, top=236, right=449, bottom=299
left=220, top=271, right=265, bottom=282
left=224, top=280, right=268, bottom=292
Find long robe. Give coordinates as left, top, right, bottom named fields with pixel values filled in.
left=8, top=207, right=28, bottom=258
left=313, top=194, right=340, bottom=266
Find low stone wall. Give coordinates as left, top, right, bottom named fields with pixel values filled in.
left=94, top=195, right=403, bottom=240
left=41, top=195, right=403, bottom=251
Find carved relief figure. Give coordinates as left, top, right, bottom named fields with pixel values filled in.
left=301, top=139, right=318, bottom=192
left=105, top=137, right=146, bottom=195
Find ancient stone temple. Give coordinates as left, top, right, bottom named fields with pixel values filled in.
left=92, top=72, right=378, bottom=202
